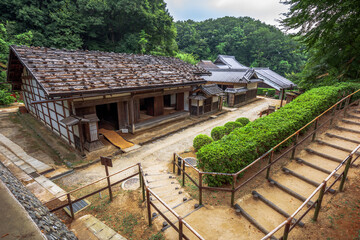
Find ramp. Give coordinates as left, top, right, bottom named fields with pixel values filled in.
left=99, top=129, right=134, bottom=149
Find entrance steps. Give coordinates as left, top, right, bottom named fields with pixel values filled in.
left=233, top=108, right=360, bottom=239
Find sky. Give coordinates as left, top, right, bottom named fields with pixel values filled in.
left=165, top=0, right=290, bottom=27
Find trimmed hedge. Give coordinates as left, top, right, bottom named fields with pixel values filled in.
left=193, top=134, right=213, bottom=151
left=197, top=84, right=359, bottom=186
left=236, top=117, right=250, bottom=126
left=224, top=121, right=243, bottom=134
left=211, top=126, right=228, bottom=141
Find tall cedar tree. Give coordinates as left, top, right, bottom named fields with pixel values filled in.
left=281, top=0, right=360, bottom=88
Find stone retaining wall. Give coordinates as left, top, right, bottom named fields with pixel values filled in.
left=0, top=162, right=77, bottom=240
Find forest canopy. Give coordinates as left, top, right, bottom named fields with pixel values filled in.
left=175, top=17, right=307, bottom=76
left=281, top=0, right=360, bottom=88
left=0, top=0, right=177, bottom=56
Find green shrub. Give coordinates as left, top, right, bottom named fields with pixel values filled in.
left=0, top=90, right=15, bottom=106
left=224, top=121, right=243, bottom=134
left=236, top=117, right=250, bottom=126
left=211, top=126, right=228, bottom=141
left=197, top=84, right=359, bottom=186
left=193, top=134, right=213, bottom=151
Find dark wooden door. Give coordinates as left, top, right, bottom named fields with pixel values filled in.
left=153, top=96, right=164, bottom=116
left=176, top=92, right=184, bottom=110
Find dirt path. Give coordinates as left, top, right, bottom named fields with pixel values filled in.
left=57, top=97, right=280, bottom=187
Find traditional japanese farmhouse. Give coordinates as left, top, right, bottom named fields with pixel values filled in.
left=189, top=84, right=224, bottom=115
left=7, top=45, right=211, bottom=153
left=198, top=55, right=297, bottom=105
left=198, top=56, right=262, bottom=107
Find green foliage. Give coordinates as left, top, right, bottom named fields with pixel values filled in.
left=235, top=117, right=250, bottom=126
left=0, top=22, right=32, bottom=87
left=0, top=89, right=15, bottom=105
left=0, top=0, right=177, bottom=56
left=193, top=134, right=213, bottom=151
left=197, top=84, right=357, bottom=186
left=281, top=0, right=360, bottom=87
left=175, top=17, right=307, bottom=76
left=257, top=88, right=276, bottom=96
left=224, top=121, right=243, bottom=134
left=175, top=52, right=198, bottom=65
left=211, top=126, right=228, bottom=141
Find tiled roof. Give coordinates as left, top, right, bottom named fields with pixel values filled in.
left=225, top=87, right=248, bottom=94
left=8, top=45, right=209, bottom=97
left=201, top=84, right=224, bottom=96
left=197, top=60, right=219, bottom=69
left=254, top=67, right=296, bottom=91
left=214, top=55, right=247, bottom=69
left=203, top=68, right=260, bottom=84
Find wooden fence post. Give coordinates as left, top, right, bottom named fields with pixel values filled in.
left=173, top=153, right=176, bottom=173
left=231, top=175, right=236, bottom=207
left=344, top=98, right=350, bottom=117
left=330, top=106, right=336, bottom=127
left=282, top=219, right=292, bottom=240
left=339, top=155, right=353, bottom=192
left=177, top=157, right=182, bottom=176
left=182, top=159, right=185, bottom=187
left=67, top=193, right=75, bottom=220
left=312, top=118, right=319, bottom=141
left=179, top=218, right=183, bottom=240
left=138, top=164, right=145, bottom=202
left=291, top=132, right=299, bottom=159
left=199, top=172, right=203, bottom=206
left=313, top=182, right=326, bottom=221
left=266, top=151, right=274, bottom=180
left=105, top=164, right=113, bottom=202
left=146, top=188, right=152, bottom=226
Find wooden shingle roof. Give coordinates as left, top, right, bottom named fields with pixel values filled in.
left=8, top=45, right=209, bottom=97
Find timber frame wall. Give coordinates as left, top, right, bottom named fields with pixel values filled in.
left=21, top=68, right=76, bottom=148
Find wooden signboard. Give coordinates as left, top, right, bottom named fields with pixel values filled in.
left=101, top=156, right=113, bottom=167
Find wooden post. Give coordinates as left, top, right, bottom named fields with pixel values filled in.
left=291, top=133, right=299, bottom=159
left=177, top=157, right=182, bottom=176
left=231, top=175, right=236, bottom=207
left=146, top=188, right=152, bottom=226
left=179, top=218, right=183, bottom=240
left=280, top=88, right=285, bottom=108
left=282, top=219, right=292, bottom=240
left=173, top=153, right=176, bottom=173
left=266, top=151, right=274, bottom=180
left=313, top=182, right=326, bottom=221
left=182, top=158, right=185, bottom=187
left=67, top=193, right=75, bottom=220
left=138, top=164, right=145, bottom=202
left=339, top=155, right=353, bottom=192
left=105, top=164, right=113, bottom=202
left=199, top=172, right=203, bottom=205
left=129, top=97, right=135, bottom=133
left=344, top=97, right=350, bottom=117
left=312, top=118, right=319, bottom=141
left=330, top=106, right=336, bottom=126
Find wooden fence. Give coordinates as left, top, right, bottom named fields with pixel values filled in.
left=44, top=163, right=204, bottom=239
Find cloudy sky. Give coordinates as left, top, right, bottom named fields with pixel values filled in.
left=165, top=0, right=289, bottom=27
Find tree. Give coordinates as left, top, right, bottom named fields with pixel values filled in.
left=281, top=0, right=360, bottom=87
left=175, top=17, right=306, bottom=76
left=0, top=0, right=177, bottom=55
left=0, top=22, right=32, bottom=87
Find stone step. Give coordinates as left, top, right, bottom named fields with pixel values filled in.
left=0, top=133, right=53, bottom=174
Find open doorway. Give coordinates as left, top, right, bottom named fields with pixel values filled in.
left=96, top=103, right=119, bottom=130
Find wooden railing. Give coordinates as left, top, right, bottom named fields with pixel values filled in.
left=44, top=163, right=204, bottom=240
left=173, top=89, right=360, bottom=207
left=262, top=144, right=360, bottom=239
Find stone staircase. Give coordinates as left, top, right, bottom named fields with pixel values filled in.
left=233, top=108, right=360, bottom=239
left=0, top=133, right=67, bottom=202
